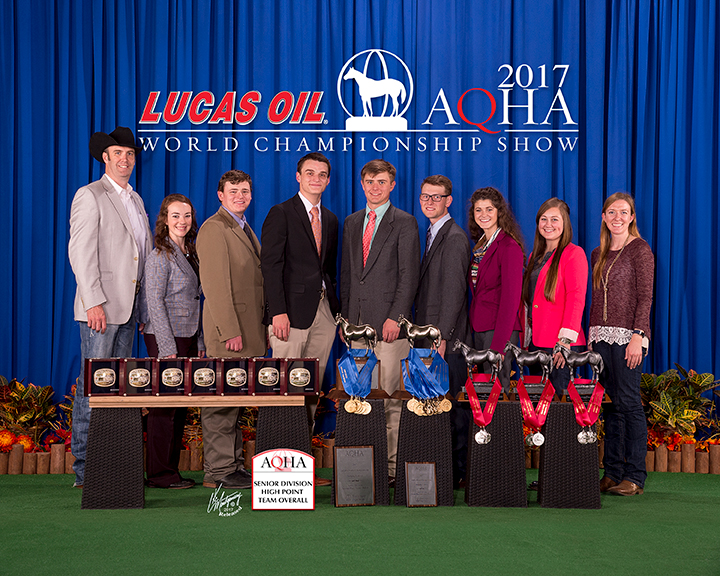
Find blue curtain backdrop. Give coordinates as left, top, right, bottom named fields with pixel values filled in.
left=1, top=0, right=719, bottom=405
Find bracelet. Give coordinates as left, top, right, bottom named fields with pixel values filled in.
left=558, top=337, right=572, bottom=345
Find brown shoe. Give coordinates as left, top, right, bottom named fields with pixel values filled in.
left=607, top=479, right=643, bottom=496
left=599, top=476, right=618, bottom=492
left=314, top=475, right=332, bottom=487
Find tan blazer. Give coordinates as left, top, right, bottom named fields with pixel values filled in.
left=197, top=207, right=266, bottom=358
left=68, top=174, right=153, bottom=325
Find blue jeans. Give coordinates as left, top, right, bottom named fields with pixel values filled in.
left=593, top=340, right=647, bottom=488
left=72, top=319, right=135, bottom=485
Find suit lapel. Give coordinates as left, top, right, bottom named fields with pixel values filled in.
left=171, top=242, right=196, bottom=280
left=421, top=218, right=453, bottom=277
left=292, top=195, right=320, bottom=261
left=103, top=176, right=135, bottom=239
left=362, top=205, right=393, bottom=277
left=220, top=208, right=260, bottom=262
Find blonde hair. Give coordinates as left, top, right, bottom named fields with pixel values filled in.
left=591, top=192, right=642, bottom=289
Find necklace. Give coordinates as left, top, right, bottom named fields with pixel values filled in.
left=601, top=235, right=630, bottom=322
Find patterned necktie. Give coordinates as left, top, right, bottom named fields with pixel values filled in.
left=425, top=225, right=433, bottom=256
left=242, top=223, right=260, bottom=258
left=310, top=206, right=321, bottom=256
left=362, top=210, right=376, bottom=266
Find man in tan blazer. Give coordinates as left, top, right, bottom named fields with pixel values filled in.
left=197, top=170, right=266, bottom=489
left=68, top=126, right=153, bottom=488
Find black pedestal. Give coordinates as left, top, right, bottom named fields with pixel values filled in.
left=537, top=402, right=601, bottom=509
left=332, top=399, right=390, bottom=506
left=394, top=406, right=453, bottom=506
left=255, top=406, right=312, bottom=455
left=82, top=408, right=145, bottom=509
left=465, top=402, right=527, bottom=508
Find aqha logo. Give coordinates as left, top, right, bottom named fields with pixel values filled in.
left=338, top=49, right=414, bottom=132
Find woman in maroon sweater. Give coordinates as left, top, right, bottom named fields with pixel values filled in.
left=467, top=187, right=525, bottom=392
left=589, top=192, right=654, bottom=496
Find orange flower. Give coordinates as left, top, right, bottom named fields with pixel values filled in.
left=15, top=434, right=35, bottom=453
left=0, top=429, right=17, bottom=452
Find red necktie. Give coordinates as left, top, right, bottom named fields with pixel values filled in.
left=310, top=206, right=321, bottom=256
left=362, top=210, right=376, bottom=267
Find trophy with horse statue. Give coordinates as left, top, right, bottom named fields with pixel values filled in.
left=396, top=315, right=450, bottom=417
left=333, top=314, right=380, bottom=414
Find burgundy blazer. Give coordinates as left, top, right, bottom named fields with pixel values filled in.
left=529, top=242, right=588, bottom=347
left=468, top=230, right=524, bottom=353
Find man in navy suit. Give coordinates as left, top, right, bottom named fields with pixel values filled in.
left=261, top=153, right=339, bottom=454
left=340, top=159, right=420, bottom=480
left=414, top=174, right=473, bottom=487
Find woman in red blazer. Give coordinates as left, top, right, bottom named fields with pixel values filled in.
left=521, top=198, right=588, bottom=396
left=467, top=187, right=525, bottom=391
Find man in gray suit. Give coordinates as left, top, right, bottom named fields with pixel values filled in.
left=414, top=174, right=473, bottom=487
left=68, top=126, right=153, bottom=488
left=340, top=159, right=420, bottom=480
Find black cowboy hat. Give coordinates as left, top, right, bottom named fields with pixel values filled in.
left=89, top=126, right=141, bottom=162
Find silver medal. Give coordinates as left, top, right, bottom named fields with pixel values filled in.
left=577, top=430, right=588, bottom=444
left=532, top=432, right=545, bottom=446
left=474, top=428, right=491, bottom=445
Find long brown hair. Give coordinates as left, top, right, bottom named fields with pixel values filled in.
left=154, top=194, right=198, bottom=263
left=521, top=198, right=573, bottom=305
left=467, top=187, right=525, bottom=253
left=592, top=192, right=642, bottom=289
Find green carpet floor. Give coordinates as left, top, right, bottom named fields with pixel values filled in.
left=2, top=469, right=719, bottom=576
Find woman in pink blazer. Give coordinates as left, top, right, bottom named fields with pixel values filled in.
left=467, top=187, right=525, bottom=391
left=521, top=198, right=588, bottom=396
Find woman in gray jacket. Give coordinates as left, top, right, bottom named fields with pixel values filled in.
left=143, top=194, right=204, bottom=489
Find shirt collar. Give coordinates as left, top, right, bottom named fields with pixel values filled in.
left=297, top=192, right=321, bottom=214
left=222, top=205, right=247, bottom=228
left=365, top=201, right=390, bottom=219
left=429, top=213, right=452, bottom=236
left=104, top=173, right=133, bottom=199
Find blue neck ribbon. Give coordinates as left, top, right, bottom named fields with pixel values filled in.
left=337, top=348, right=378, bottom=398
left=402, top=348, right=449, bottom=399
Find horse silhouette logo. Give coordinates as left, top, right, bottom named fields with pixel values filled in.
left=337, top=49, right=413, bottom=132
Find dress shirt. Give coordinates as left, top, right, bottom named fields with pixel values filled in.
left=362, top=200, right=391, bottom=250
left=105, top=174, right=147, bottom=281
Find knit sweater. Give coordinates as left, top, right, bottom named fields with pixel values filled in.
left=589, top=237, right=654, bottom=339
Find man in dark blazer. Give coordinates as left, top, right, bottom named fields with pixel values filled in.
left=340, top=159, right=420, bottom=479
left=197, top=170, right=266, bottom=489
left=261, top=152, right=339, bottom=442
left=414, top=174, right=473, bottom=487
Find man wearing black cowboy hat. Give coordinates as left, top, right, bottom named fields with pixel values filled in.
left=68, top=126, right=153, bottom=488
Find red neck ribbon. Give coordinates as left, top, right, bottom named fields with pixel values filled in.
left=516, top=376, right=554, bottom=430
left=464, top=376, right=502, bottom=428
left=566, top=381, right=605, bottom=427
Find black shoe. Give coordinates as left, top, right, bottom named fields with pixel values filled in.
left=204, top=469, right=252, bottom=489
left=388, top=476, right=396, bottom=489
left=528, top=480, right=539, bottom=491
left=167, top=478, right=195, bottom=490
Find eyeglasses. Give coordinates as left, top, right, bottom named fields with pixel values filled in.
left=419, top=193, right=450, bottom=203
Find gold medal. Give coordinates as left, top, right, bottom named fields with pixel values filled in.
left=344, top=398, right=358, bottom=413
left=439, top=398, right=452, bottom=412
left=407, top=398, right=419, bottom=412
left=361, top=401, right=372, bottom=415
left=413, top=403, right=426, bottom=416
